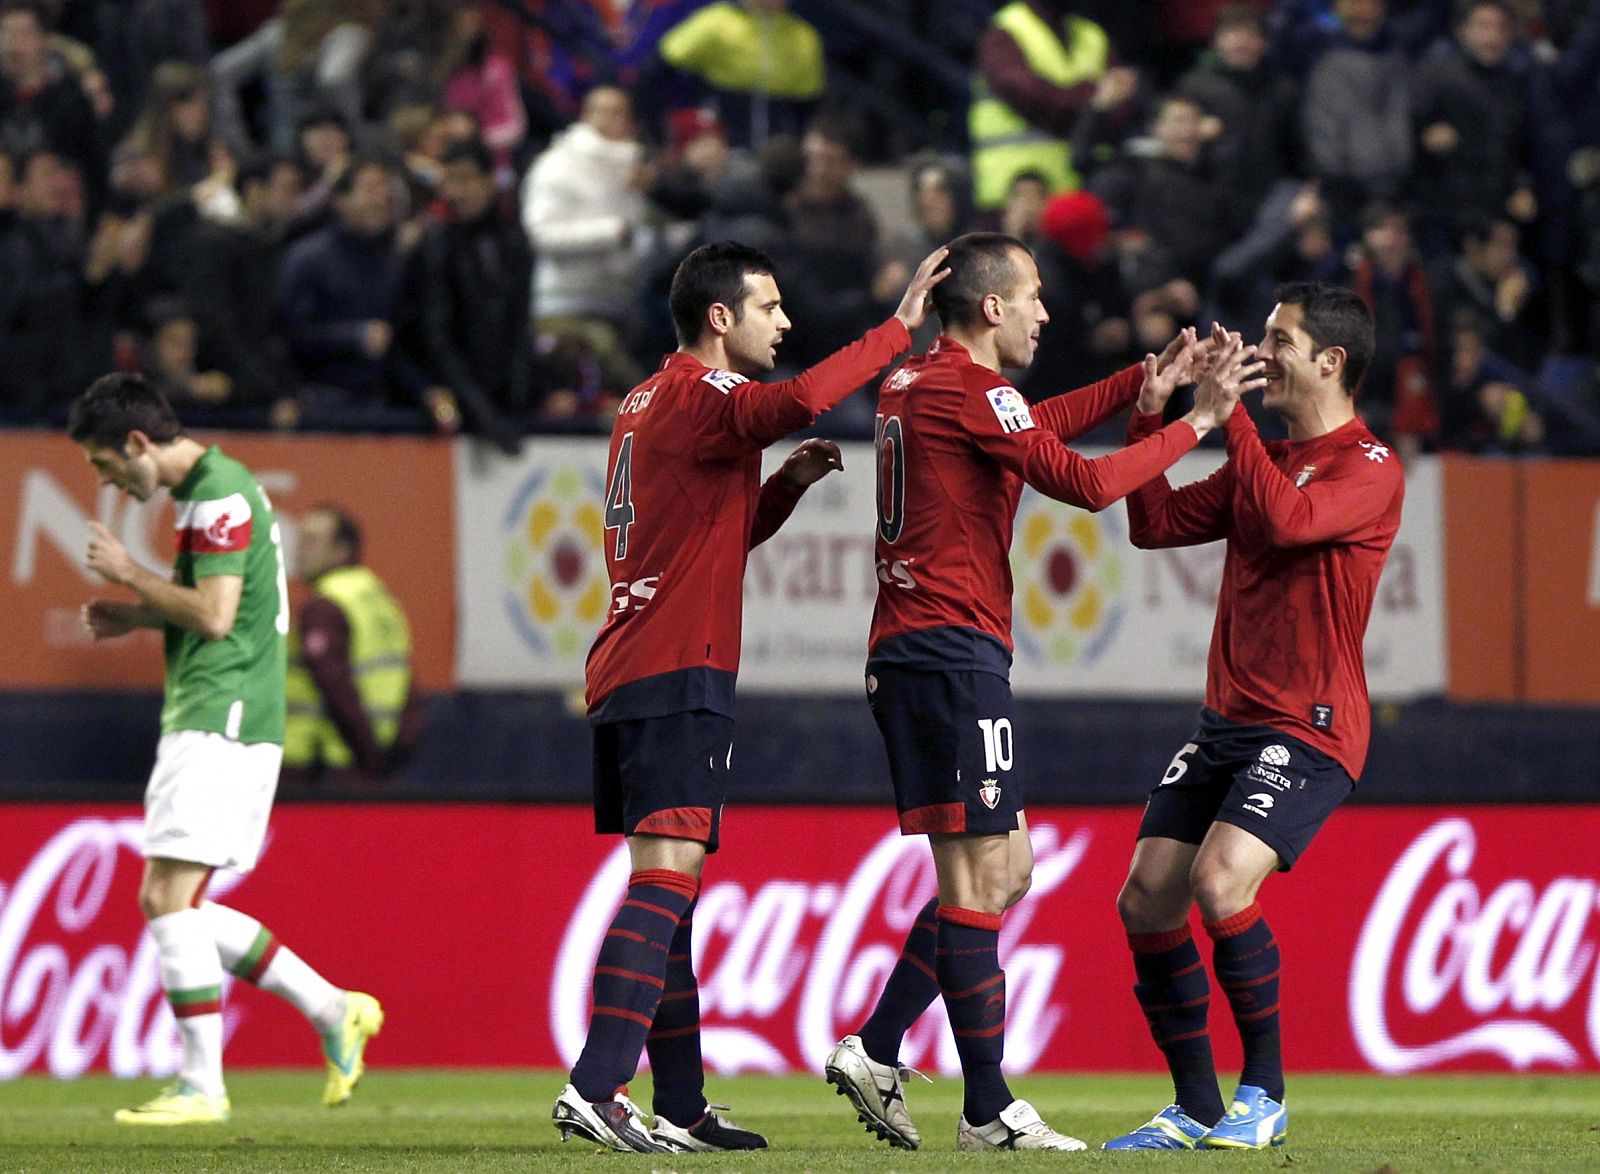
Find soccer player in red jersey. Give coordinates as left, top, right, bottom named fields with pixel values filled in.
left=824, top=232, right=1264, bottom=1152
left=551, top=240, right=951, bottom=1154
left=1103, top=285, right=1402, bottom=1152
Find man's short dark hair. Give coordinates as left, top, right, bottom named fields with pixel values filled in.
left=441, top=137, right=493, bottom=175
left=68, top=373, right=183, bottom=448
left=1273, top=282, right=1375, bottom=395
left=930, top=232, right=1030, bottom=331
left=668, top=240, right=776, bottom=347
left=311, top=504, right=363, bottom=563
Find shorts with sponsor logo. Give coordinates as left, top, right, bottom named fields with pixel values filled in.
left=144, top=729, right=281, bottom=872
left=592, top=710, right=729, bottom=851
left=1138, top=708, right=1353, bottom=869
left=866, top=666, right=1023, bottom=837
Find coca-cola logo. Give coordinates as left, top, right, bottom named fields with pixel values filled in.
left=1350, top=817, right=1599, bottom=1071
left=552, top=824, right=1089, bottom=1076
left=0, top=818, right=247, bottom=1078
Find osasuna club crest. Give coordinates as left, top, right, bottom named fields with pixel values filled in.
left=1295, top=465, right=1317, bottom=488
left=979, top=778, right=1002, bottom=810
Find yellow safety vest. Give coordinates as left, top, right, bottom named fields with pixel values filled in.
left=969, top=3, right=1109, bottom=210
left=284, top=565, right=411, bottom=770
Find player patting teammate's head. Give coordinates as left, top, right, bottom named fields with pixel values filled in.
left=68, top=373, right=183, bottom=502
left=1259, top=283, right=1375, bottom=418
left=669, top=241, right=791, bottom=375
left=930, top=232, right=1049, bottom=370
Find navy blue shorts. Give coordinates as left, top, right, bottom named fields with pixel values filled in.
left=592, top=710, right=731, bottom=852
left=866, top=666, right=1024, bottom=837
left=1137, top=708, right=1353, bottom=870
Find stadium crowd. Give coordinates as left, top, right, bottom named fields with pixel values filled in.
left=3, top=0, right=1599, bottom=456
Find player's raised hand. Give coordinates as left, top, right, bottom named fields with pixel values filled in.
left=893, top=246, right=951, bottom=332
left=1137, top=326, right=1199, bottom=413
left=86, top=521, right=136, bottom=585
left=1191, top=332, right=1266, bottom=430
left=780, top=438, right=845, bottom=487
left=82, top=599, right=139, bottom=640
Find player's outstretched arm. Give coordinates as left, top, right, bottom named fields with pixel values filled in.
left=749, top=438, right=843, bottom=549
left=708, top=250, right=948, bottom=455
left=85, top=521, right=242, bottom=641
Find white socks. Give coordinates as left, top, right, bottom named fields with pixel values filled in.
left=147, top=908, right=225, bottom=1098
left=201, top=901, right=345, bottom=1033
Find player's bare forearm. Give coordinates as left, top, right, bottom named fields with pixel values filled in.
left=120, top=564, right=240, bottom=641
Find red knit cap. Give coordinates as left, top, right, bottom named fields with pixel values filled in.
left=1041, top=190, right=1111, bottom=263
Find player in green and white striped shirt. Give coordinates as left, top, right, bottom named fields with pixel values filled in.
left=71, top=374, right=383, bottom=1125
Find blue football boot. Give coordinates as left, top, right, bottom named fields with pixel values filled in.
left=1102, top=1105, right=1211, bottom=1150
left=1199, top=1085, right=1288, bottom=1149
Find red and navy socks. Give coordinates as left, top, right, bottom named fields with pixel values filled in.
left=1128, top=925, right=1226, bottom=1126
left=645, top=899, right=707, bottom=1128
left=1204, top=902, right=1284, bottom=1102
left=570, top=868, right=699, bottom=1105
left=858, top=897, right=940, bottom=1067
left=936, top=904, right=1012, bottom=1125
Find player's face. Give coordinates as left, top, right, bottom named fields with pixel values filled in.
left=82, top=438, right=159, bottom=501
left=295, top=510, right=344, bottom=581
left=1257, top=302, right=1328, bottom=413
left=993, top=249, right=1049, bottom=370
left=723, top=272, right=790, bottom=375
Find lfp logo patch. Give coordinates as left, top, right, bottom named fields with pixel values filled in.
left=502, top=464, right=610, bottom=659
left=986, top=386, right=1036, bottom=433
left=1010, top=490, right=1125, bottom=667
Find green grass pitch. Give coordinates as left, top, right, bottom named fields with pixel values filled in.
left=2, top=1070, right=1597, bottom=1171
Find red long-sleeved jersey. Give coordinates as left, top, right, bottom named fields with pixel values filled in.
left=867, top=337, right=1203, bottom=671
left=1125, top=406, right=1405, bottom=778
left=586, top=319, right=911, bottom=721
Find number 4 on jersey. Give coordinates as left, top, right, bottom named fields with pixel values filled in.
left=604, top=432, right=637, bottom=560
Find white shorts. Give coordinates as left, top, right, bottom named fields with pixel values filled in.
left=143, top=730, right=282, bottom=872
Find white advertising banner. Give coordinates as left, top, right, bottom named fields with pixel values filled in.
left=456, top=439, right=1446, bottom=699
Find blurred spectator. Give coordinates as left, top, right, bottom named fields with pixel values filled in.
left=436, top=0, right=526, bottom=174
left=520, top=84, right=646, bottom=411
left=1408, top=0, right=1536, bottom=256
left=655, top=0, right=825, bottom=149
left=284, top=504, right=422, bottom=789
left=409, top=137, right=534, bottom=451
left=278, top=154, right=428, bottom=427
left=173, top=152, right=303, bottom=415
left=209, top=0, right=384, bottom=155
left=781, top=112, right=881, bottom=374
left=1175, top=4, right=1299, bottom=227
left=1301, top=0, right=1413, bottom=239
left=1442, top=309, right=1544, bottom=451
left=1347, top=202, right=1439, bottom=455
left=119, top=60, right=228, bottom=200
left=1208, top=178, right=1341, bottom=335
left=135, top=294, right=243, bottom=418
left=0, top=147, right=107, bottom=419
left=0, top=0, right=104, bottom=209
left=386, top=100, right=448, bottom=207
left=873, top=154, right=974, bottom=350
left=291, top=102, right=350, bottom=223
left=1430, top=213, right=1545, bottom=372
left=93, top=0, right=209, bottom=131
left=1090, top=94, right=1233, bottom=299
left=1023, top=187, right=1137, bottom=399
left=969, top=0, right=1137, bottom=211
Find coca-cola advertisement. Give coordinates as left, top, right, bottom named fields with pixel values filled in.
left=1, top=804, right=1596, bottom=1078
